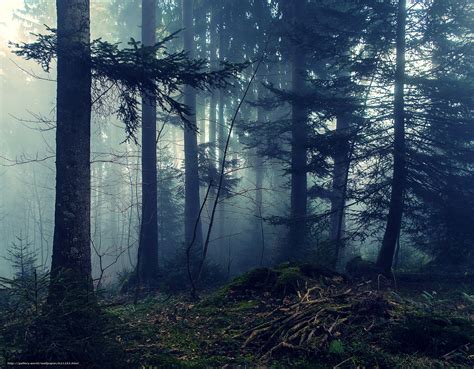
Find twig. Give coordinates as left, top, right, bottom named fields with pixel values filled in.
left=193, top=53, right=266, bottom=289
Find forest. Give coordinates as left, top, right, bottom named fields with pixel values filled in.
left=0, top=0, right=473, bottom=367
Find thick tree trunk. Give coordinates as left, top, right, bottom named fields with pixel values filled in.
left=289, top=0, right=307, bottom=259
left=49, top=0, right=92, bottom=303
left=183, top=0, right=203, bottom=251
left=377, top=0, right=407, bottom=274
left=138, top=0, right=159, bottom=287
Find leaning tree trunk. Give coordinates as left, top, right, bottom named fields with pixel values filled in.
left=377, top=0, right=407, bottom=274
left=289, top=0, right=308, bottom=260
left=137, top=0, right=159, bottom=288
left=49, top=0, right=93, bottom=304
left=183, top=0, right=203, bottom=253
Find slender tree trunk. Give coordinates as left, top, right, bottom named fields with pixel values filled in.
left=183, top=0, right=203, bottom=251
left=216, top=7, right=227, bottom=258
left=330, top=113, right=350, bottom=269
left=198, top=95, right=206, bottom=144
left=217, top=8, right=227, bottom=165
left=49, top=0, right=92, bottom=304
left=208, top=8, right=218, bottom=163
left=137, top=0, right=159, bottom=288
left=289, top=0, right=307, bottom=260
left=377, top=0, right=407, bottom=274
left=255, top=101, right=265, bottom=264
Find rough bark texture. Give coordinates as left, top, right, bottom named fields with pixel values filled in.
left=183, top=0, right=203, bottom=251
left=49, top=0, right=93, bottom=303
left=289, top=0, right=308, bottom=260
left=377, top=0, right=407, bottom=274
left=138, top=0, right=159, bottom=287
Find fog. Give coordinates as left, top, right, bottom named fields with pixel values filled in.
left=1, top=0, right=472, bottom=288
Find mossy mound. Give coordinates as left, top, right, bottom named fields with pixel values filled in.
left=221, top=263, right=344, bottom=298
left=346, top=256, right=384, bottom=279
left=101, top=265, right=474, bottom=368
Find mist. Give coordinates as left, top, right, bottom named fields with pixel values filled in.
left=0, top=0, right=473, bottom=367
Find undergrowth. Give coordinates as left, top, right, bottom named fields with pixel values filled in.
left=2, top=263, right=474, bottom=368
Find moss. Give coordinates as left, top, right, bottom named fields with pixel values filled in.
left=226, top=267, right=278, bottom=293
left=232, top=299, right=260, bottom=311
left=198, top=288, right=228, bottom=308
left=328, top=339, right=345, bottom=355
left=391, top=314, right=474, bottom=357
left=65, top=267, right=474, bottom=368
left=213, top=263, right=317, bottom=299
left=345, top=256, right=383, bottom=278
left=347, top=340, right=435, bottom=369
left=274, top=266, right=306, bottom=295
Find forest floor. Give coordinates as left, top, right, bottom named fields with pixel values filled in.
left=107, top=264, right=474, bottom=368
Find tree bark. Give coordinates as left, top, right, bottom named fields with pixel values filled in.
left=289, top=0, right=308, bottom=259
left=330, top=113, right=350, bottom=269
left=208, top=7, right=218, bottom=162
left=49, top=0, right=92, bottom=303
left=217, top=6, right=227, bottom=164
left=255, top=98, right=265, bottom=264
left=216, top=6, right=227, bottom=256
left=377, top=0, right=407, bottom=274
left=183, top=0, right=203, bottom=252
left=138, top=0, right=159, bottom=288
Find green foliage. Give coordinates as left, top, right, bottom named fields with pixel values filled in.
left=328, top=340, right=345, bottom=355
left=5, top=235, right=38, bottom=280
left=0, top=237, right=48, bottom=317
left=0, top=251, right=125, bottom=368
left=11, top=29, right=247, bottom=141
left=197, top=142, right=241, bottom=197
left=5, top=302, right=125, bottom=369
left=157, top=147, right=184, bottom=257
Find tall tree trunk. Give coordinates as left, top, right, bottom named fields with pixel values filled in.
left=216, top=7, right=227, bottom=258
left=49, top=0, right=92, bottom=303
left=208, top=8, right=218, bottom=163
left=255, top=97, right=265, bottom=264
left=329, top=113, right=350, bottom=269
left=183, top=0, right=203, bottom=251
left=197, top=94, right=206, bottom=144
left=217, top=7, right=227, bottom=164
left=377, top=0, right=407, bottom=274
left=289, top=0, right=307, bottom=260
left=137, top=0, right=159, bottom=288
